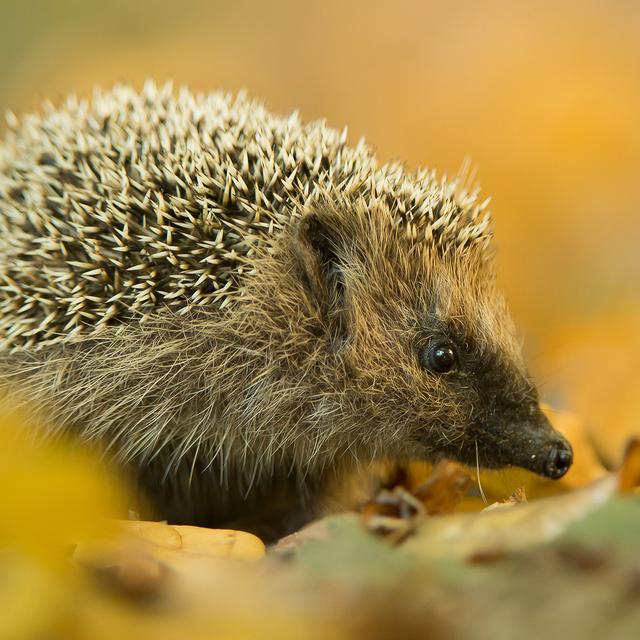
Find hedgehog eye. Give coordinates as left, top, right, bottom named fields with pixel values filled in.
left=419, top=341, right=457, bottom=373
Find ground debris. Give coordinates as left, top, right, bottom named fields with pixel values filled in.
left=358, top=461, right=472, bottom=543
left=2, top=412, right=640, bottom=639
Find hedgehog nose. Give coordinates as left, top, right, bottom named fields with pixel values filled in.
left=544, top=441, right=573, bottom=479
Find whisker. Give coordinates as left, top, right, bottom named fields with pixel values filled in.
left=475, top=440, right=487, bottom=505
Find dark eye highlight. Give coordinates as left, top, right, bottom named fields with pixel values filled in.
left=419, top=341, right=457, bottom=373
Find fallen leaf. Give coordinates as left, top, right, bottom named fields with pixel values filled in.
left=617, top=438, right=640, bottom=493
left=482, top=486, right=528, bottom=511
left=172, top=525, right=265, bottom=560
left=107, top=520, right=266, bottom=561
left=272, top=519, right=332, bottom=557
left=404, top=475, right=617, bottom=561
left=122, top=520, right=182, bottom=549
left=413, top=460, right=473, bottom=515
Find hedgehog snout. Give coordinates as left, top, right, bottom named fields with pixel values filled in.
left=543, top=439, right=573, bottom=479
left=515, top=425, right=574, bottom=480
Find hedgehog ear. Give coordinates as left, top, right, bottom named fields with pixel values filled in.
left=293, top=212, right=348, bottom=345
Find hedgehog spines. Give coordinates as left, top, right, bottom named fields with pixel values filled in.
left=0, top=82, right=491, bottom=351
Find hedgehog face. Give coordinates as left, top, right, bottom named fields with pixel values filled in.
left=410, top=311, right=574, bottom=480
left=291, top=205, right=572, bottom=480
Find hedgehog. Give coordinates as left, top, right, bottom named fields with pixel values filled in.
left=0, top=82, right=572, bottom=539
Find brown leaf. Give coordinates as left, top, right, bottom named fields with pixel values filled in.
left=413, top=460, right=473, bottom=515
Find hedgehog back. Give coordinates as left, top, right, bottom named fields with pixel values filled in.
left=0, top=83, right=487, bottom=351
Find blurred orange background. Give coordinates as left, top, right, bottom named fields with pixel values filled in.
left=1, top=0, right=638, bottom=463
